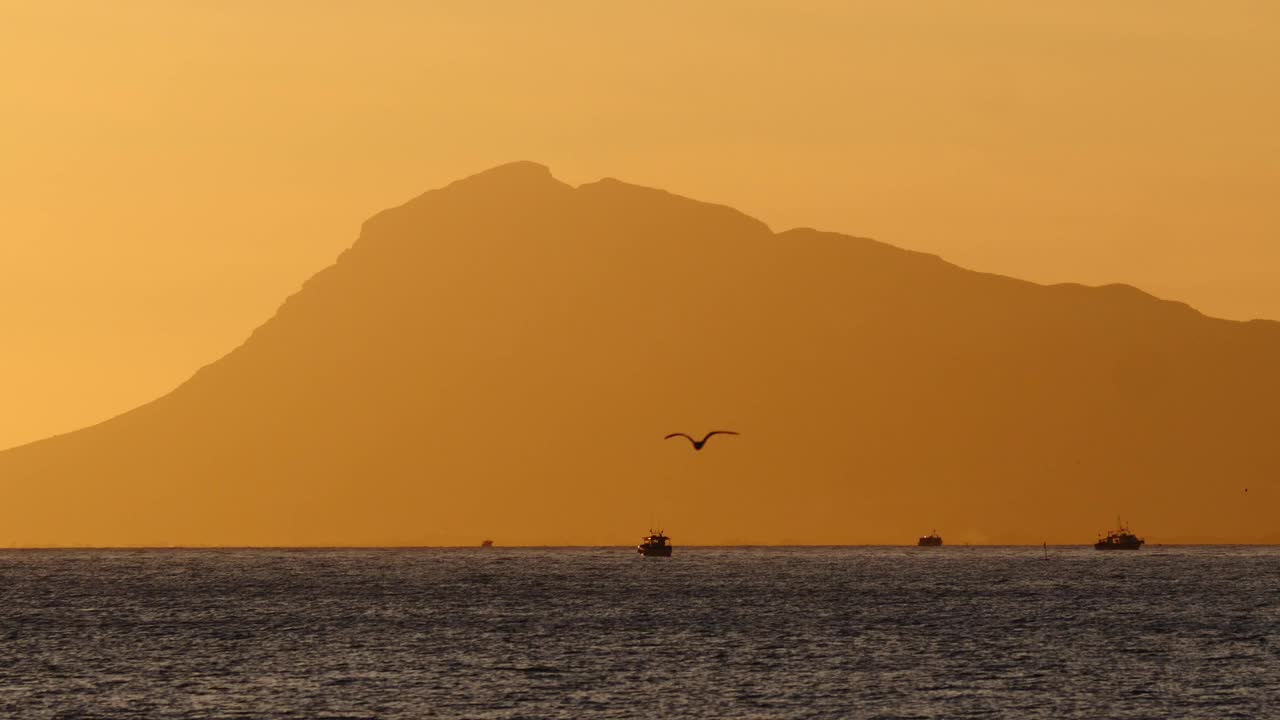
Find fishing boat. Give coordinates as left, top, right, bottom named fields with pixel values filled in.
left=637, top=530, right=673, bottom=557
left=480, top=539, right=494, bottom=548
left=1094, top=522, right=1144, bottom=550
left=917, top=530, right=943, bottom=547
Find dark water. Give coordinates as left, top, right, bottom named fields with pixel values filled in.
left=2, top=547, right=1278, bottom=719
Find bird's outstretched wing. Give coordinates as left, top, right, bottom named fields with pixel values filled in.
left=664, top=433, right=696, bottom=445
left=698, top=430, right=740, bottom=443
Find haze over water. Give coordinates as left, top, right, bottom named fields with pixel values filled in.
left=4, top=547, right=1277, bottom=718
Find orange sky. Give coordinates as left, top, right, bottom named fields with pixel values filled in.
left=2, top=1, right=1278, bottom=452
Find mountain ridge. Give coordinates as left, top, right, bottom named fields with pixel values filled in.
left=2, top=162, right=1277, bottom=546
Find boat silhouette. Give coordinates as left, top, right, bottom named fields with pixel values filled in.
left=917, top=530, right=943, bottom=547
left=1095, top=521, right=1144, bottom=550
left=637, top=530, right=673, bottom=557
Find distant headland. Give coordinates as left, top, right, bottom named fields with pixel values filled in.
left=1, top=162, right=1277, bottom=547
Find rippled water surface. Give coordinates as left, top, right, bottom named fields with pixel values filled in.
left=2, top=546, right=1278, bottom=718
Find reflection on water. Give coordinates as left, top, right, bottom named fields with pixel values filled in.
left=2, top=546, right=1277, bottom=718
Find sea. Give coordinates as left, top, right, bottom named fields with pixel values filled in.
left=2, top=546, right=1277, bottom=719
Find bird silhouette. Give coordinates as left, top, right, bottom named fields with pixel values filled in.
left=664, top=431, right=739, bottom=450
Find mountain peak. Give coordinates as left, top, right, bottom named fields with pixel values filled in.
left=445, top=160, right=565, bottom=192
left=469, top=159, right=551, bottom=178
left=358, top=161, right=570, bottom=238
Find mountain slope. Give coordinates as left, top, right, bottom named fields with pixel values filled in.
left=3, top=162, right=1278, bottom=546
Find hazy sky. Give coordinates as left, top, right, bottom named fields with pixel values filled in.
left=2, top=1, right=1277, bottom=451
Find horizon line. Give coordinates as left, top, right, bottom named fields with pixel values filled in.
left=2, top=542, right=1274, bottom=550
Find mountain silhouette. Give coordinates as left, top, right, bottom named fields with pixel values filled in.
left=2, top=161, right=1277, bottom=546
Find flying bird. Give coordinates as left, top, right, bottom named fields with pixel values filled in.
left=664, top=431, right=739, bottom=451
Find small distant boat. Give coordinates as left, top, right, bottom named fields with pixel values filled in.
left=1095, top=522, right=1144, bottom=550
left=637, top=530, right=672, bottom=557
left=480, top=539, right=494, bottom=548
left=917, top=530, right=943, bottom=547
